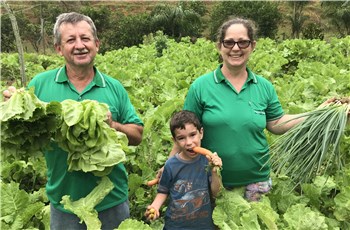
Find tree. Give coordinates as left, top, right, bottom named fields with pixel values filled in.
left=321, top=1, right=350, bottom=37
left=2, top=1, right=26, bottom=86
left=1, top=3, right=30, bottom=53
left=302, top=22, right=324, bottom=40
left=107, top=13, right=154, bottom=51
left=287, top=1, right=310, bottom=39
left=150, top=2, right=202, bottom=41
left=208, top=1, right=282, bottom=40
left=80, top=5, right=122, bottom=53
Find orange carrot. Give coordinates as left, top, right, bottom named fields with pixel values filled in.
left=192, top=146, right=213, bottom=156
left=146, top=178, right=159, bottom=186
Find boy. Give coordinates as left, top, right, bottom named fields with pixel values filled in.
left=145, top=110, right=222, bottom=230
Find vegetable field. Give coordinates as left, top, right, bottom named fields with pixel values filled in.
left=1, top=35, right=350, bottom=229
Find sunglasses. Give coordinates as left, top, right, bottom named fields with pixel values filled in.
left=222, top=39, right=251, bottom=49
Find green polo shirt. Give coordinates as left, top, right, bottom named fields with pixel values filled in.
left=28, top=66, right=143, bottom=213
left=184, top=65, right=283, bottom=187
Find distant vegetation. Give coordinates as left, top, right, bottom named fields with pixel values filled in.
left=1, top=1, right=349, bottom=54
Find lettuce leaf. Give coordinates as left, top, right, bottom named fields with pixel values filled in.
left=283, top=203, right=328, bottom=230
left=213, top=189, right=279, bottom=230
left=0, top=87, right=61, bottom=161
left=61, top=176, right=114, bottom=230
left=118, top=219, right=152, bottom=230
left=1, top=181, right=46, bottom=229
left=334, top=186, right=350, bottom=221
left=55, top=99, right=129, bottom=176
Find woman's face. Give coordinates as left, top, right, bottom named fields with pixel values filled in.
left=219, top=23, right=255, bottom=69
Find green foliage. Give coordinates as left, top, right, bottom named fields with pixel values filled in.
left=107, top=13, right=154, bottom=52
left=1, top=36, right=350, bottom=229
left=118, top=219, right=153, bottom=230
left=0, top=88, right=61, bottom=161
left=150, top=2, right=203, bottom=41
left=283, top=203, right=328, bottom=230
left=303, top=22, right=324, bottom=40
left=154, top=31, right=168, bottom=57
left=1, top=181, right=49, bottom=230
left=55, top=100, right=129, bottom=176
left=321, top=1, right=350, bottom=37
left=80, top=5, right=124, bottom=53
left=213, top=189, right=279, bottom=229
left=270, top=104, right=349, bottom=186
left=0, top=9, right=31, bottom=53
left=61, top=176, right=114, bottom=230
left=208, top=1, right=282, bottom=40
left=287, top=1, right=310, bottom=39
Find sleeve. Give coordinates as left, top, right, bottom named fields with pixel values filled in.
left=183, top=82, right=204, bottom=123
left=157, top=162, right=173, bottom=194
left=116, top=85, right=144, bottom=126
left=265, top=82, right=284, bottom=121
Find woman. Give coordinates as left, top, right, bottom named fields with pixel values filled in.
left=168, top=17, right=332, bottom=201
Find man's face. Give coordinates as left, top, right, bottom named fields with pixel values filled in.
left=55, top=21, right=100, bottom=68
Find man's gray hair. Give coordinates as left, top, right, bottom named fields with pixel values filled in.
left=53, top=12, right=98, bottom=45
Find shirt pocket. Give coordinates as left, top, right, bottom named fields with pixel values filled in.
left=249, top=101, right=267, bottom=130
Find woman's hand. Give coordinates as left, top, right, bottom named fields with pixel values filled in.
left=317, top=97, right=337, bottom=109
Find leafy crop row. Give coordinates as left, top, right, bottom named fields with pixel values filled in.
left=1, top=36, right=349, bottom=229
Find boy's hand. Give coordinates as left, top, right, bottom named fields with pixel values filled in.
left=209, top=152, right=222, bottom=172
left=144, top=206, right=160, bottom=221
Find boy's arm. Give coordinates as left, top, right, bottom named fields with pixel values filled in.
left=145, top=193, right=168, bottom=220
left=208, top=153, right=223, bottom=198
left=210, top=168, right=222, bottom=198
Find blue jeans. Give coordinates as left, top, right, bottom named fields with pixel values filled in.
left=50, top=201, right=130, bottom=230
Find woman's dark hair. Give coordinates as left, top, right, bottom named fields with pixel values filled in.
left=216, top=17, right=257, bottom=47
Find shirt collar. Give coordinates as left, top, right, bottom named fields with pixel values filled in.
left=54, top=66, right=106, bottom=87
left=213, top=64, right=258, bottom=84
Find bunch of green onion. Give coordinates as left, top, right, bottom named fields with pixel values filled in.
left=269, top=98, right=349, bottom=186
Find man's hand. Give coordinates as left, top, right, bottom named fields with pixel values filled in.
left=3, top=86, right=17, bottom=101
left=106, top=111, right=113, bottom=127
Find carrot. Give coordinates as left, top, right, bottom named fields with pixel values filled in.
left=192, top=146, right=213, bottom=156
left=146, top=178, right=159, bottom=186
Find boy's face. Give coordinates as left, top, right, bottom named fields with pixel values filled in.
left=173, top=123, right=203, bottom=160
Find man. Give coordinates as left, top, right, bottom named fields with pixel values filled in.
left=4, top=12, right=143, bottom=229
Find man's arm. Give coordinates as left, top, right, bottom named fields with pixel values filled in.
left=110, top=121, right=143, bottom=146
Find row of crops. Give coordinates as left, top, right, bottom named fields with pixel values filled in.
left=1, top=35, right=350, bottom=229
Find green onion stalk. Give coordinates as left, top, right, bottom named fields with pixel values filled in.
left=268, top=98, right=350, bottom=186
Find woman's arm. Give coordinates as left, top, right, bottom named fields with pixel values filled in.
left=267, top=98, right=338, bottom=135
left=266, top=114, right=305, bottom=135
